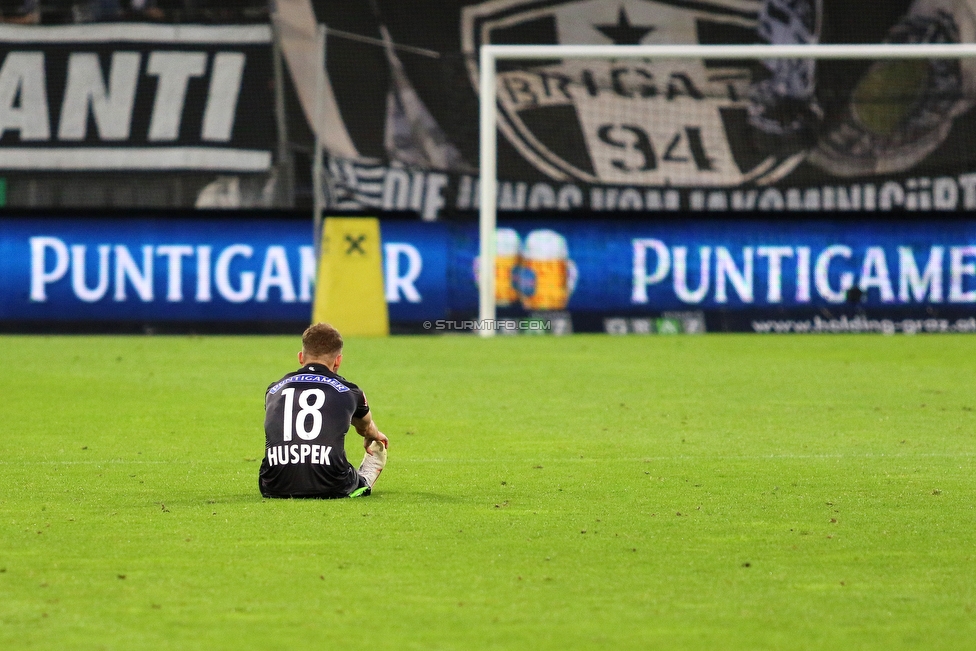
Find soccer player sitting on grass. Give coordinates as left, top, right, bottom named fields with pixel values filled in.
left=259, top=323, right=388, bottom=499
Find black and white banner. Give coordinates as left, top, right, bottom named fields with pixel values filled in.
left=304, top=0, right=976, bottom=216
left=0, top=24, right=274, bottom=172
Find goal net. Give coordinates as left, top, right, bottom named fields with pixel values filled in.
left=477, top=43, right=976, bottom=334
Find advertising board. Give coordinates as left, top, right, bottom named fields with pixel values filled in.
left=1, top=214, right=973, bottom=333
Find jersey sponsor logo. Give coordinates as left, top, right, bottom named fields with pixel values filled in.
left=267, top=374, right=350, bottom=396
left=461, top=0, right=801, bottom=187
left=266, top=444, right=333, bottom=467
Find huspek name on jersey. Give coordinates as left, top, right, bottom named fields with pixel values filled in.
left=0, top=24, right=275, bottom=172
left=462, top=0, right=800, bottom=188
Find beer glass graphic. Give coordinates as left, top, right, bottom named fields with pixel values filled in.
left=473, top=228, right=522, bottom=307
left=517, top=229, right=577, bottom=311
left=495, top=228, right=521, bottom=307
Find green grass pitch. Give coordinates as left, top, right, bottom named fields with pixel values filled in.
left=1, top=334, right=975, bottom=650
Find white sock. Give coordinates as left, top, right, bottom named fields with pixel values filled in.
left=358, top=441, right=387, bottom=487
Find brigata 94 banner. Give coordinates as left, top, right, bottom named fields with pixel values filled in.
left=313, top=0, right=976, bottom=219
left=0, top=214, right=974, bottom=331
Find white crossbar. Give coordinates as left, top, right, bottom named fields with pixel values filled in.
left=483, top=43, right=976, bottom=60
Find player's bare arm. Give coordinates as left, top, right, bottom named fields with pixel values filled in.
left=352, top=412, right=389, bottom=454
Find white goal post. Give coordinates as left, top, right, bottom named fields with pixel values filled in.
left=477, top=42, right=976, bottom=337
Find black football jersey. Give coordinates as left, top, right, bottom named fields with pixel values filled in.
left=259, top=363, right=370, bottom=498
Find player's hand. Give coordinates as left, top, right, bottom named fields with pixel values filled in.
left=365, top=430, right=389, bottom=454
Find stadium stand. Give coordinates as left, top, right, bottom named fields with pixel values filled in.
left=0, top=0, right=40, bottom=24
left=32, top=0, right=268, bottom=24
left=0, top=1, right=276, bottom=210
